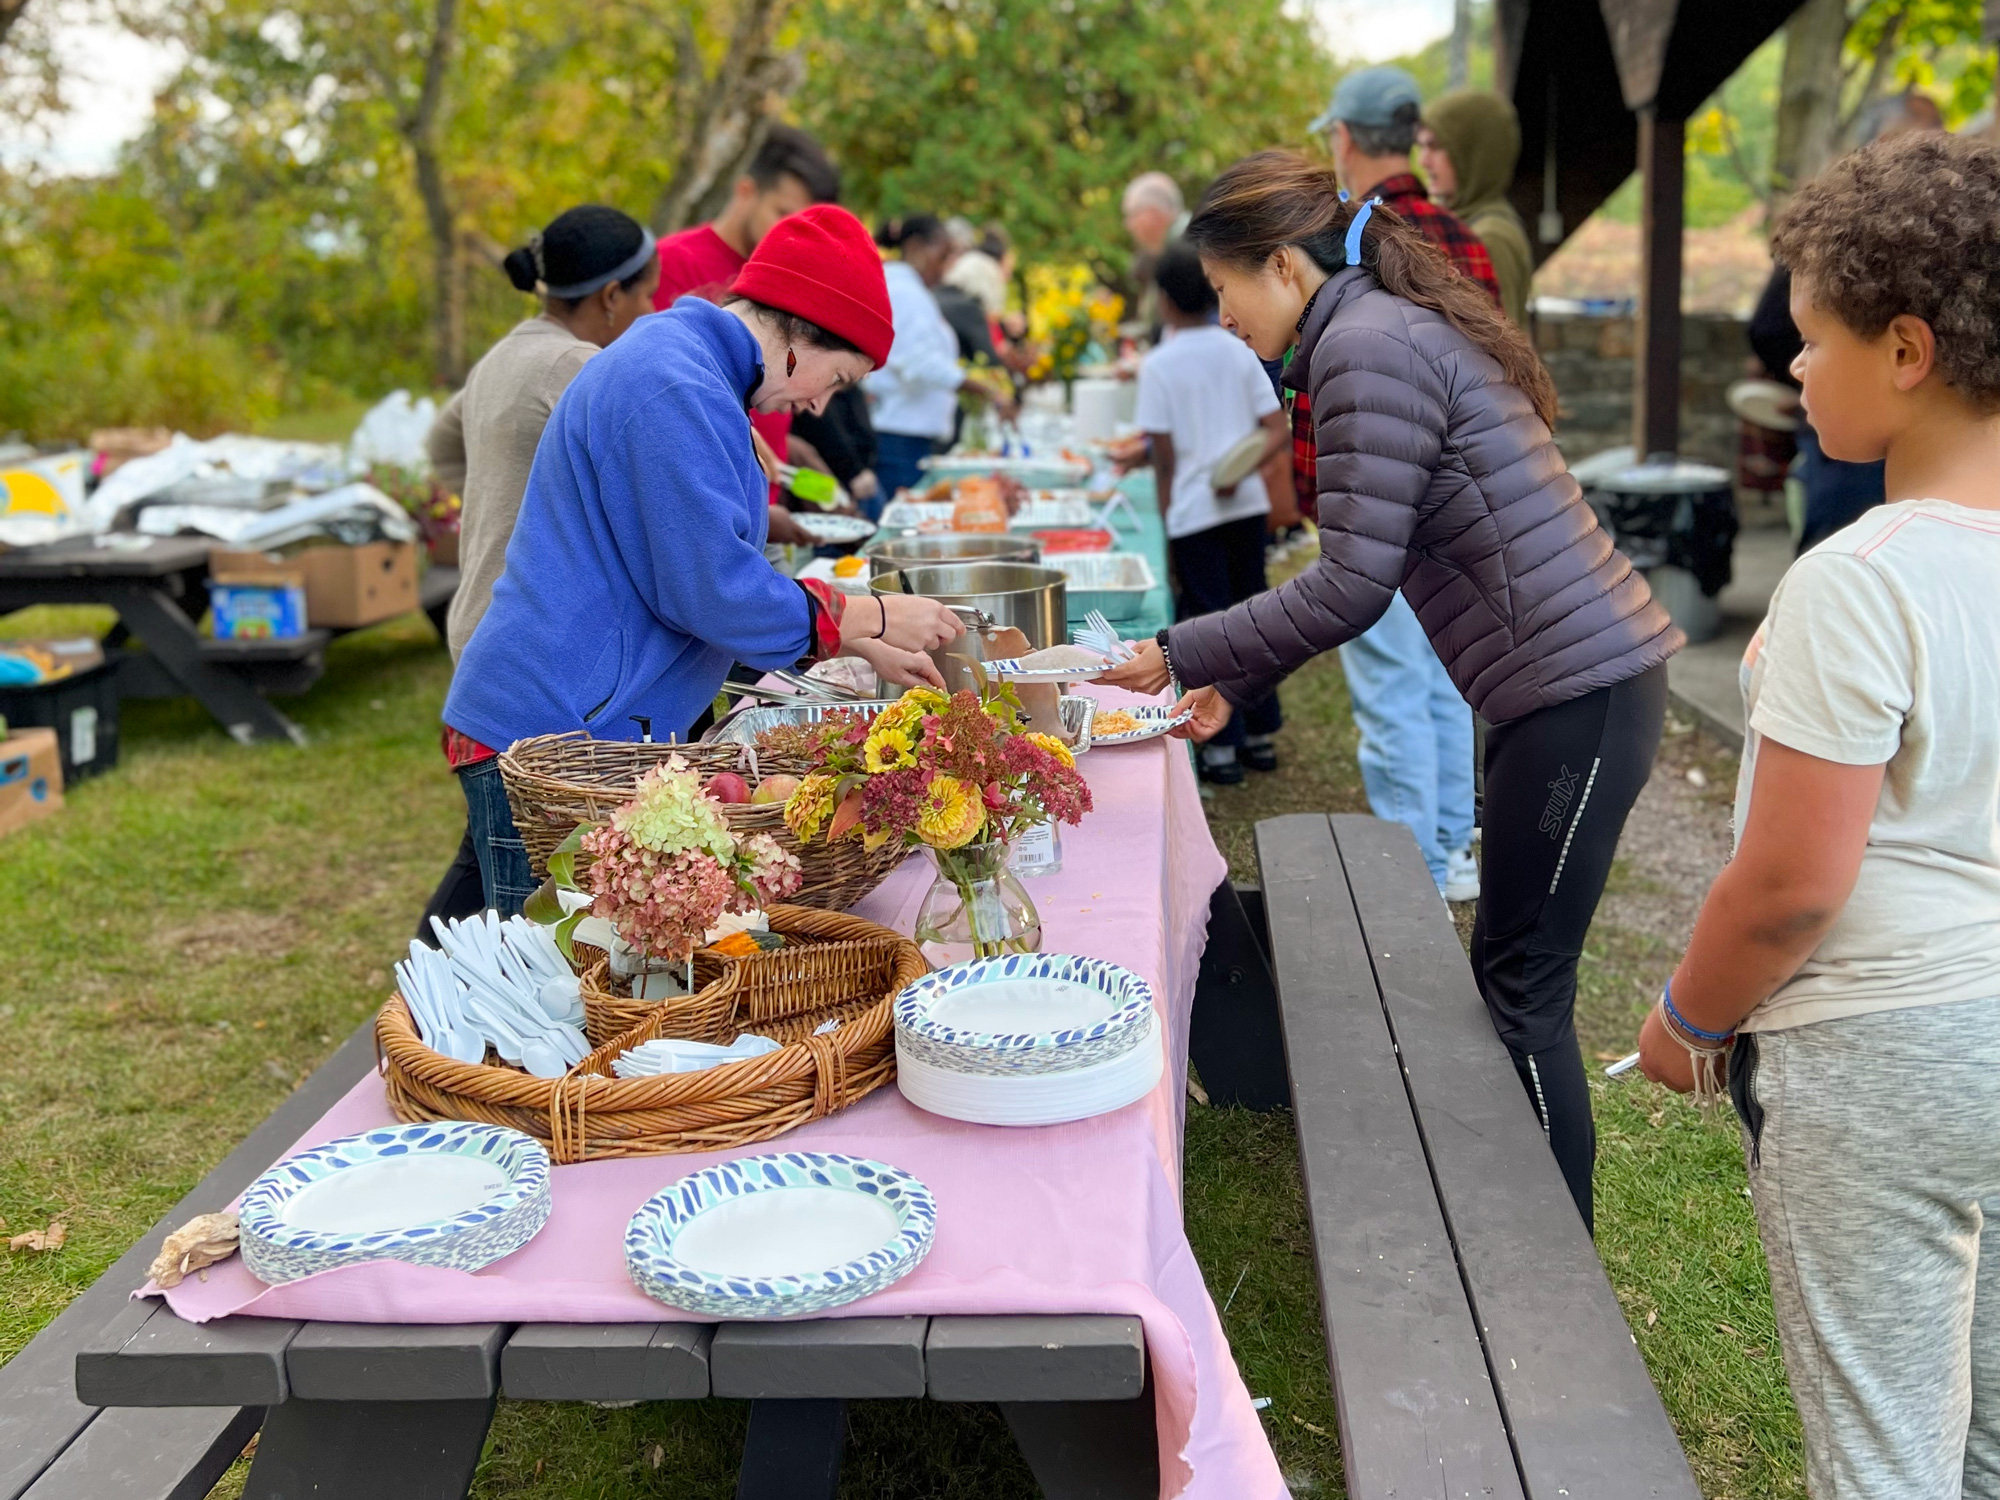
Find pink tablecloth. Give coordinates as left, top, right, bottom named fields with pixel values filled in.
left=161, top=695, right=1286, bottom=1500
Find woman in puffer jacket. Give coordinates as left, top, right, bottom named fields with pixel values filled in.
left=1102, top=151, right=1681, bottom=1232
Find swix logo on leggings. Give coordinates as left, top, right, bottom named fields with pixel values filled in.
left=1539, top=765, right=1580, bottom=838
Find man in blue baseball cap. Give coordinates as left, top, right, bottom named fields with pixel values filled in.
left=1294, top=63, right=1501, bottom=904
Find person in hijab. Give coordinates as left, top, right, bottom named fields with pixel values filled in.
left=1418, top=90, right=1534, bottom=327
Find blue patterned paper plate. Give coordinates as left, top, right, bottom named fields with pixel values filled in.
left=625, top=1152, right=935, bottom=1318
left=238, top=1122, right=551, bottom=1285
left=893, top=955, right=1156, bottom=1076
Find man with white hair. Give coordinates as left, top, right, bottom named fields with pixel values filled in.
left=1123, top=172, right=1189, bottom=337
left=1122, top=172, right=1186, bottom=255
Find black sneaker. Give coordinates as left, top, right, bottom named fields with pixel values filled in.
left=1198, top=757, right=1247, bottom=786
left=1242, top=741, right=1279, bottom=773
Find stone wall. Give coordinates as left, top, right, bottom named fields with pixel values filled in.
left=1533, top=309, right=1750, bottom=468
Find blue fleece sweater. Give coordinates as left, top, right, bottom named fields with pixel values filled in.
left=445, top=299, right=813, bottom=747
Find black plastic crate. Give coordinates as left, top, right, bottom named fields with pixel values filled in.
left=0, top=662, right=120, bottom=785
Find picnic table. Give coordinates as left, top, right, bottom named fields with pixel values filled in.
left=0, top=535, right=456, bottom=746
left=13, top=696, right=1286, bottom=1500
left=1184, top=815, right=1703, bottom=1500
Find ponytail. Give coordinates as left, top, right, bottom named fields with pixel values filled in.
left=502, top=204, right=653, bottom=307
left=1186, top=151, right=1558, bottom=429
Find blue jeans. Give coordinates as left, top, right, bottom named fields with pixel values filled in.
left=1337, top=593, right=1474, bottom=889
left=459, top=757, right=536, bottom=916
left=1796, top=420, right=1885, bottom=554
left=872, top=431, right=941, bottom=516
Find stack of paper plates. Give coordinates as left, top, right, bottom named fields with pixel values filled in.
left=893, top=955, right=1162, bottom=1125
left=625, top=1152, right=935, bottom=1317
left=238, top=1123, right=552, bottom=1285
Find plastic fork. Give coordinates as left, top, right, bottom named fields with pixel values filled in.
left=1076, top=612, right=1134, bottom=665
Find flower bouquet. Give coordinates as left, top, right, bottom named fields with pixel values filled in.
left=529, top=755, right=803, bottom=988
left=782, top=687, right=1093, bottom=962
left=1024, top=264, right=1124, bottom=386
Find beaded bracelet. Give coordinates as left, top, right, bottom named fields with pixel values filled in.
left=1661, top=979, right=1734, bottom=1047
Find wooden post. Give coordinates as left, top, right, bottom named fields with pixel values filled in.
left=1632, top=106, right=1684, bottom=460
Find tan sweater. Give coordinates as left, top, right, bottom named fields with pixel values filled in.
left=430, top=318, right=598, bottom=661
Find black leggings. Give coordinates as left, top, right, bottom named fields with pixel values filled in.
left=1471, top=663, right=1667, bottom=1234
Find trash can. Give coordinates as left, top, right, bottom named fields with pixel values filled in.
left=1587, top=460, right=1739, bottom=644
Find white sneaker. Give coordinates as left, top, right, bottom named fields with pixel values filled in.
left=1443, top=847, right=1480, bottom=903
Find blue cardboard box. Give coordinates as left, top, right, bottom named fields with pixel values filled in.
left=209, top=575, right=308, bottom=641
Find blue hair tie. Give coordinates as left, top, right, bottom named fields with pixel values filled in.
left=1344, top=196, right=1379, bottom=268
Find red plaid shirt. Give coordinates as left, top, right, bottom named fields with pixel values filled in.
left=1291, top=175, right=1501, bottom=518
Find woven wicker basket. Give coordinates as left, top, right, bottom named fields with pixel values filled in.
left=376, top=906, right=926, bottom=1161
left=580, top=914, right=918, bottom=1049
left=497, top=731, right=909, bottom=912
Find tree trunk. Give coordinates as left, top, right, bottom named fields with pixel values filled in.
left=406, top=0, right=464, bottom=386
left=413, top=143, right=464, bottom=389
left=1771, top=0, right=1848, bottom=206
left=649, top=0, right=803, bottom=234
left=1448, top=0, right=1473, bottom=89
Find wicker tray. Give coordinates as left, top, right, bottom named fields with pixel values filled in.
left=581, top=911, right=919, bottom=1048
left=377, top=907, right=927, bottom=1161
left=498, top=731, right=910, bottom=912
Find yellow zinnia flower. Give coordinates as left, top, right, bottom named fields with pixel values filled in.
left=1026, top=731, right=1075, bottom=769
left=900, top=686, right=948, bottom=713
left=916, top=775, right=986, bottom=849
left=863, top=725, right=917, bottom=772
left=783, top=773, right=838, bottom=842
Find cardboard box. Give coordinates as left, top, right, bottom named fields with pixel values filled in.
left=209, top=576, right=309, bottom=641
left=0, top=726, right=63, bottom=841
left=210, top=541, right=420, bottom=629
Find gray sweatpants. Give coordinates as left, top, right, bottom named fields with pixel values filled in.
left=1739, top=996, right=2000, bottom=1499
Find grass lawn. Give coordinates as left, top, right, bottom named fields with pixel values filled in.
left=0, top=598, right=1800, bottom=1498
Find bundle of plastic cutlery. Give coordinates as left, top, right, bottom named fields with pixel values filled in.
left=1075, top=610, right=1136, bottom=664
left=394, top=913, right=589, bottom=1078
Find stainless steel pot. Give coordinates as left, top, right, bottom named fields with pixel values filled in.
left=871, top=562, right=1068, bottom=694
left=863, top=533, right=1040, bottom=571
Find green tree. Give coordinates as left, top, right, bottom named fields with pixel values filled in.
left=793, top=0, right=1329, bottom=278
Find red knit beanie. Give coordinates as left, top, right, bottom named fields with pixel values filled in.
left=729, top=205, right=894, bottom=369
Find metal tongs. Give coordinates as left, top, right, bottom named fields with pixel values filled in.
left=718, top=668, right=867, bottom=705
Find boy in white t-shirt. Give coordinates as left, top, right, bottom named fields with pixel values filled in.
left=1135, top=242, right=1288, bottom=783
left=1636, top=133, right=2000, bottom=1499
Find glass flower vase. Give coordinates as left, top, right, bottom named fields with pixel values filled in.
left=913, top=840, right=1043, bottom=967
left=608, top=937, right=695, bottom=1000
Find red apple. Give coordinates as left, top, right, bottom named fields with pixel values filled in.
left=706, top=772, right=752, bottom=804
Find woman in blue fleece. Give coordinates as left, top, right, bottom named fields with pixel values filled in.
left=446, top=205, right=963, bottom=912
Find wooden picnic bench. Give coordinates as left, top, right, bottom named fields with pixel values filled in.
left=2, top=1019, right=1157, bottom=1500
left=1191, top=814, right=1702, bottom=1500
left=0, top=536, right=457, bottom=746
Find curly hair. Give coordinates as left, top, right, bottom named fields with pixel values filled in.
left=1773, top=132, right=2000, bottom=408
left=1186, top=150, right=1558, bottom=427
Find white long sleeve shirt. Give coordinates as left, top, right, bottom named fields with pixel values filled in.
left=865, top=260, right=965, bottom=441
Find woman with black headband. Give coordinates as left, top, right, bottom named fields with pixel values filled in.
left=418, top=203, right=659, bottom=936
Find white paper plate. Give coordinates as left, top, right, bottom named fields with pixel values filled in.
left=1210, top=430, right=1271, bottom=490
left=1086, top=704, right=1195, bottom=747
left=895, top=1014, right=1164, bottom=1126
left=978, top=654, right=1112, bottom=683
left=237, top=1123, right=551, bottom=1284
left=281, top=1155, right=511, bottom=1234
left=625, top=1152, right=935, bottom=1317
left=793, top=512, right=878, bottom=545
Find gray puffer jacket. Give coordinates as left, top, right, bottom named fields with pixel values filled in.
left=1167, top=269, right=1681, bottom=724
